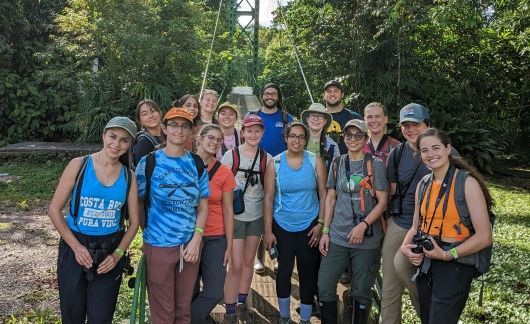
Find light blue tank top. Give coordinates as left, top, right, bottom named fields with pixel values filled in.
left=273, top=151, right=319, bottom=232
left=67, top=156, right=127, bottom=235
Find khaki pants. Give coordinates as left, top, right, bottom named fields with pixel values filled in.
left=380, top=217, right=420, bottom=324
left=144, top=242, right=201, bottom=324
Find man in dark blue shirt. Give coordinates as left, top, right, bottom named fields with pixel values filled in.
left=324, top=80, right=362, bottom=154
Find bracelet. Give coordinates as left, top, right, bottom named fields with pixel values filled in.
left=318, top=219, right=325, bottom=225
left=114, top=248, right=125, bottom=258
left=450, top=247, right=459, bottom=259
left=361, top=220, right=369, bottom=228
left=444, top=250, right=452, bottom=261
left=322, top=226, right=330, bottom=234
left=194, top=227, right=204, bottom=235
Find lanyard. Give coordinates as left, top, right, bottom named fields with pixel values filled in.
left=419, top=165, right=456, bottom=236
left=368, top=135, right=388, bottom=156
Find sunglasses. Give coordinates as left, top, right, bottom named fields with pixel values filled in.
left=344, top=132, right=366, bottom=141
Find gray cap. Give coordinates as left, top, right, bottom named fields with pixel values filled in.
left=104, top=116, right=137, bottom=138
left=399, top=103, right=430, bottom=124
left=344, top=119, right=368, bottom=134
left=324, top=80, right=344, bottom=92
left=300, top=103, right=333, bottom=131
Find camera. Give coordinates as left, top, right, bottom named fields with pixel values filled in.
left=269, top=243, right=278, bottom=260
left=389, top=194, right=403, bottom=216
left=411, top=232, right=434, bottom=254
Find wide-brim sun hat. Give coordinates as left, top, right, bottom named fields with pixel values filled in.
left=344, top=119, right=368, bottom=134
left=300, top=103, right=333, bottom=131
left=163, top=107, right=194, bottom=124
left=105, top=116, right=137, bottom=138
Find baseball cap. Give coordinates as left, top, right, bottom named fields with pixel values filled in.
left=344, top=119, right=368, bottom=134
left=104, top=116, right=137, bottom=138
left=242, top=114, right=264, bottom=128
left=163, top=107, right=194, bottom=124
left=324, top=80, right=344, bottom=92
left=217, top=102, right=239, bottom=117
left=399, top=103, right=430, bottom=124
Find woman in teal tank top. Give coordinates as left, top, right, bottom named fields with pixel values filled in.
left=48, top=116, right=140, bottom=323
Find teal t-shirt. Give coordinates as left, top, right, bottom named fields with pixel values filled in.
left=136, top=149, right=209, bottom=247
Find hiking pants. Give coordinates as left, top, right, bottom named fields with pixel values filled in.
left=273, top=218, right=319, bottom=305
left=380, top=217, right=421, bottom=324
left=191, top=235, right=227, bottom=322
left=57, top=237, right=124, bottom=324
left=318, top=242, right=380, bottom=305
left=416, top=260, right=475, bottom=324
left=144, top=242, right=201, bottom=324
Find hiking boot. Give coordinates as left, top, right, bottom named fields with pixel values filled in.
left=278, top=316, right=292, bottom=324
left=223, top=313, right=238, bottom=324
left=254, top=260, right=265, bottom=274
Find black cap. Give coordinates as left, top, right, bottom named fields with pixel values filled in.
left=324, top=80, right=344, bottom=92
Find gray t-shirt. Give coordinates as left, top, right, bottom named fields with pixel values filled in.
left=327, top=155, right=388, bottom=249
left=387, top=142, right=459, bottom=229
left=221, top=148, right=272, bottom=222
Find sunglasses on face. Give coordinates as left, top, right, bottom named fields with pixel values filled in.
left=344, top=132, right=366, bottom=141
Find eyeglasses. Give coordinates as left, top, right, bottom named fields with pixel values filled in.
left=166, top=122, right=191, bottom=131
left=308, top=113, right=325, bottom=120
left=204, top=134, right=223, bottom=144
left=263, top=91, right=278, bottom=97
left=344, top=132, right=366, bottom=141
left=287, top=134, right=306, bottom=142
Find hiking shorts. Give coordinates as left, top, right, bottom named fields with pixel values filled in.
left=233, top=218, right=264, bottom=239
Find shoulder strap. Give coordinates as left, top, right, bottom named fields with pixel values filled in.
left=119, top=167, right=132, bottom=229
left=281, top=110, right=289, bottom=128
left=234, top=128, right=240, bottom=147
left=273, top=154, right=282, bottom=212
left=231, top=148, right=240, bottom=175
left=392, top=143, right=405, bottom=177
left=208, top=160, right=222, bottom=180
left=259, top=149, right=267, bottom=185
left=362, top=154, right=375, bottom=197
left=72, top=155, right=89, bottom=219
left=190, top=152, right=205, bottom=178
left=144, top=152, right=156, bottom=228
left=326, top=144, right=335, bottom=168
left=454, top=169, right=473, bottom=231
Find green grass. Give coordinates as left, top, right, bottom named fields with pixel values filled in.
left=0, top=159, right=68, bottom=208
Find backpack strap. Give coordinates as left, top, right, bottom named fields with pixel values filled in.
left=234, top=128, right=240, bottom=147
left=72, top=155, right=89, bottom=220
left=259, top=149, right=268, bottom=185
left=231, top=148, right=240, bottom=176
left=273, top=154, right=282, bottom=213
left=281, top=110, right=289, bottom=128
left=190, top=152, right=205, bottom=178
left=326, top=144, right=335, bottom=170
left=143, top=152, right=156, bottom=229
left=119, top=166, right=132, bottom=230
left=454, top=169, right=472, bottom=231
left=208, top=160, right=222, bottom=180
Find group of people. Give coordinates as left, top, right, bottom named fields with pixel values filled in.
left=48, top=80, right=493, bottom=324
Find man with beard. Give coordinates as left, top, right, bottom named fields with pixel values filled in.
left=255, top=83, right=295, bottom=157
left=324, top=80, right=362, bottom=154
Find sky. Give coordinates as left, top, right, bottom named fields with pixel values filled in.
left=237, top=0, right=289, bottom=27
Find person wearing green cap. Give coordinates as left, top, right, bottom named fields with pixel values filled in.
left=48, top=116, right=140, bottom=323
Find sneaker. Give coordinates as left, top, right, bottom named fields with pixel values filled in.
left=223, top=313, right=238, bottom=324
left=278, top=316, right=292, bottom=324
left=254, top=260, right=265, bottom=274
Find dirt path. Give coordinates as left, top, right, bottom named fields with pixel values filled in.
left=0, top=205, right=60, bottom=321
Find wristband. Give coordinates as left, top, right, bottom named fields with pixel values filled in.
left=444, top=250, right=452, bottom=261
left=322, top=226, right=330, bottom=234
left=318, top=219, right=325, bottom=225
left=450, top=248, right=459, bottom=259
left=361, top=220, right=369, bottom=228
left=194, top=227, right=204, bottom=235
left=114, top=248, right=125, bottom=258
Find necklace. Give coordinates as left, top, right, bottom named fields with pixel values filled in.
left=98, top=151, right=117, bottom=186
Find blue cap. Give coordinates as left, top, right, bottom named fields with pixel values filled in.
left=399, top=103, right=430, bottom=124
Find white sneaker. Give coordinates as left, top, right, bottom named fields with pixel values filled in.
left=254, top=260, right=265, bottom=274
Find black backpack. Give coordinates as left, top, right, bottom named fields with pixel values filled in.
left=142, top=151, right=205, bottom=228
left=71, top=156, right=132, bottom=230
left=417, top=170, right=495, bottom=276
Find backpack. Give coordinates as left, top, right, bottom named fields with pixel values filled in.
left=273, top=151, right=317, bottom=213
left=71, top=155, right=132, bottom=230
left=132, top=129, right=159, bottom=165
left=417, top=169, right=495, bottom=276
left=230, top=147, right=268, bottom=186
left=143, top=151, right=205, bottom=229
